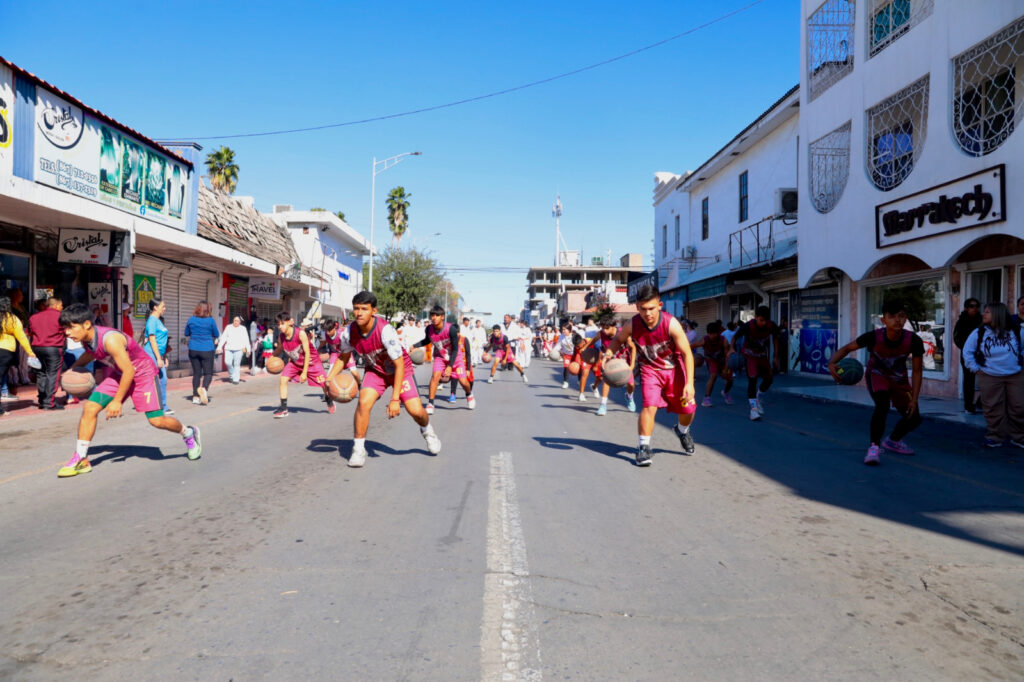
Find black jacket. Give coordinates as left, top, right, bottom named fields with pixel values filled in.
left=953, top=311, right=983, bottom=350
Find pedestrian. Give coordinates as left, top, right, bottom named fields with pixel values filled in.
left=323, top=290, right=441, bottom=468
left=722, top=321, right=738, bottom=346
left=217, top=316, right=251, bottom=385
left=56, top=303, right=201, bottom=478
left=471, top=319, right=487, bottom=365
left=962, top=302, right=1024, bottom=449
left=258, top=321, right=274, bottom=373
left=249, top=314, right=261, bottom=375
left=184, top=301, right=220, bottom=405
left=556, top=324, right=575, bottom=389
left=602, top=284, right=698, bottom=467
left=954, top=298, right=984, bottom=414
left=29, top=297, right=66, bottom=410
left=1, top=296, right=39, bottom=414
left=730, top=305, right=782, bottom=422
left=412, top=305, right=476, bottom=414
left=828, top=297, right=924, bottom=466
left=1011, top=295, right=1024, bottom=330
left=143, top=298, right=174, bottom=415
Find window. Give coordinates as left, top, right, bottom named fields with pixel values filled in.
left=953, top=17, right=1024, bottom=157
left=738, top=171, right=749, bottom=222
left=662, top=224, right=667, bottom=258
left=869, top=0, right=931, bottom=57
left=866, top=75, right=929, bottom=191
left=807, top=0, right=855, bottom=101
left=864, top=275, right=947, bottom=374
left=701, top=198, right=709, bottom=241
left=674, top=215, right=680, bottom=251
left=809, top=121, right=851, bottom=213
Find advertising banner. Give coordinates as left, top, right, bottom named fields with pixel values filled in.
left=791, top=287, right=839, bottom=375
left=133, top=274, right=156, bottom=319
left=249, top=277, right=280, bottom=300
left=34, top=87, right=189, bottom=231
left=88, top=281, right=114, bottom=327
left=0, top=64, right=12, bottom=177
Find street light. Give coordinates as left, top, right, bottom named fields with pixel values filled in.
left=368, top=151, right=422, bottom=292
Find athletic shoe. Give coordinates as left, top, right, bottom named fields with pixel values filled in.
left=562, top=381, right=569, bottom=389
left=273, top=407, right=289, bottom=418
left=467, top=395, right=477, bottom=410
left=1010, top=439, right=1024, bottom=449
left=422, top=429, right=442, bottom=455
left=447, top=393, right=457, bottom=404
left=184, top=426, right=202, bottom=461
left=596, top=403, right=607, bottom=416
left=626, top=396, right=636, bottom=412
left=755, top=398, right=765, bottom=415
left=522, top=374, right=529, bottom=384
left=349, top=443, right=367, bottom=467
left=749, top=406, right=760, bottom=421
left=327, top=396, right=336, bottom=414
left=593, top=386, right=600, bottom=399
left=164, top=407, right=175, bottom=416
left=578, top=394, right=587, bottom=402
left=198, top=387, right=209, bottom=405
left=675, top=426, right=695, bottom=455
left=864, top=444, right=881, bottom=466
left=636, top=444, right=653, bottom=467
left=58, top=454, right=91, bottom=478
left=984, top=438, right=1004, bottom=448
left=701, top=397, right=713, bottom=407
left=192, top=396, right=202, bottom=405
left=487, top=377, right=494, bottom=384
left=721, top=391, right=733, bottom=405
left=882, top=437, right=914, bottom=455
left=425, top=402, right=435, bottom=415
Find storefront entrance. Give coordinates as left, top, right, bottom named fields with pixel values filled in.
left=966, top=268, right=1002, bottom=307
left=0, top=249, right=30, bottom=305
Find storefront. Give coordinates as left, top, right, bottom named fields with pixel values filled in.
left=131, top=254, right=214, bottom=368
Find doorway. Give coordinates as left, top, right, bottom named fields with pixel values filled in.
left=967, top=268, right=1002, bottom=307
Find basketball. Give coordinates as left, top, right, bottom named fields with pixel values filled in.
left=727, top=353, right=744, bottom=373
left=482, top=352, right=493, bottom=364
left=580, top=346, right=599, bottom=365
left=548, top=349, right=561, bottom=362
left=266, top=356, right=285, bottom=374
left=327, top=372, right=359, bottom=402
left=409, top=347, right=427, bottom=365
left=569, top=361, right=581, bottom=375
left=61, top=369, right=96, bottom=397
left=693, top=353, right=706, bottom=368
left=835, top=357, right=865, bottom=385
left=603, top=358, right=631, bottom=387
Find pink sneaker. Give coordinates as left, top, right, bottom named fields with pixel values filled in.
left=864, top=444, right=881, bottom=466
left=701, top=397, right=713, bottom=407
left=721, top=390, right=733, bottom=405
left=882, top=437, right=914, bottom=455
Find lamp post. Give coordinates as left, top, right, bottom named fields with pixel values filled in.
left=368, top=151, right=422, bottom=292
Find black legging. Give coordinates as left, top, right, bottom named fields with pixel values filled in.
left=189, top=349, right=215, bottom=395
left=747, top=368, right=774, bottom=399
left=868, top=388, right=923, bottom=444
left=960, top=355, right=977, bottom=411
left=0, top=349, right=16, bottom=412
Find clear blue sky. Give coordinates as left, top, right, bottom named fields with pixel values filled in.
left=5, top=0, right=798, bottom=324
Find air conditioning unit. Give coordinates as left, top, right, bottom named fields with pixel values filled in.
left=774, top=188, right=798, bottom=217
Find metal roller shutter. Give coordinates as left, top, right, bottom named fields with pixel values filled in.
left=687, top=298, right=721, bottom=335
left=176, top=270, right=212, bottom=366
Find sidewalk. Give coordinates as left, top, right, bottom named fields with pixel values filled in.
left=770, top=373, right=986, bottom=430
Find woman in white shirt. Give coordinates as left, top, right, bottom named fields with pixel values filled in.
left=216, top=316, right=252, bottom=384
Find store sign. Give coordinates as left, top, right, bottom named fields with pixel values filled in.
left=249, top=277, right=280, bottom=300
left=0, top=64, right=13, bottom=177
left=57, top=228, right=111, bottom=264
left=875, top=165, right=1006, bottom=248
left=134, top=275, right=156, bottom=319
left=34, top=87, right=190, bottom=231
left=88, top=282, right=113, bottom=327
left=627, top=270, right=659, bottom=303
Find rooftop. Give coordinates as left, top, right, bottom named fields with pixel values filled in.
left=197, top=185, right=300, bottom=270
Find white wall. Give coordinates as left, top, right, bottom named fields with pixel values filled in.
left=798, top=1, right=1024, bottom=286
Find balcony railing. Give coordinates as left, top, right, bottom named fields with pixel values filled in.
left=729, top=218, right=776, bottom=270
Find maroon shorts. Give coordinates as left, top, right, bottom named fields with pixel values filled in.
left=362, top=369, right=419, bottom=403
left=282, top=359, right=327, bottom=386
left=866, top=373, right=913, bottom=412
left=640, top=365, right=696, bottom=415
left=743, top=351, right=770, bottom=377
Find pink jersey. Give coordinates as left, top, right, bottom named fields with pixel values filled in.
left=85, top=325, right=157, bottom=378
left=346, top=316, right=410, bottom=376
left=632, top=312, right=678, bottom=371
left=427, top=322, right=458, bottom=363
left=323, top=330, right=342, bottom=352
left=280, top=328, right=309, bottom=365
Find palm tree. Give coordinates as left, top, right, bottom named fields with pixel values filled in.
left=205, top=146, right=239, bottom=193
left=386, top=186, right=411, bottom=245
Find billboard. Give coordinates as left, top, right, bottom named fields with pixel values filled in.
left=34, top=87, right=190, bottom=231
left=0, top=64, right=12, bottom=177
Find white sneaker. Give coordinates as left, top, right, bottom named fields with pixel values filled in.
left=593, top=387, right=600, bottom=398
left=749, top=406, right=761, bottom=421
left=562, top=381, right=569, bottom=389
left=422, top=429, right=442, bottom=455
left=578, top=394, right=587, bottom=402
left=349, top=444, right=368, bottom=468
left=755, top=398, right=765, bottom=415
left=522, top=374, right=528, bottom=384
left=487, top=376, right=494, bottom=384
left=425, top=402, right=435, bottom=415
left=192, top=396, right=201, bottom=405
left=467, top=395, right=477, bottom=410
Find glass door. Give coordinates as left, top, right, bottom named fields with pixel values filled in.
left=966, top=268, right=1002, bottom=307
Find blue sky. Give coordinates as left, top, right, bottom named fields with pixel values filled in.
left=5, top=0, right=798, bottom=323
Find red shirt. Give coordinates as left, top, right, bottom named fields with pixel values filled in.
left=28, top=308, right=66, bottom=348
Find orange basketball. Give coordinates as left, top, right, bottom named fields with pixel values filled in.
left=409, top=347, right=427, bottom=365
left=569, top=361, right=581, bottom=376
left=602, top=359, right=631, bottom=387
left=327, top=372, right=359, bottom=403
left=482, top=351, right=493, bottom=364
left=266, top=356, right=285, bottom=374
left=580, top=346, right=600, bottom=365
left=61, top=369, right=96, bottom=397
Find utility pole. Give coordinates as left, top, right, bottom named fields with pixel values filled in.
left=552, top=195, right=562, bottom=266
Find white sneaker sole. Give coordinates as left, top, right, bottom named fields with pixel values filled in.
left=349, top=449, right=367, bottom=467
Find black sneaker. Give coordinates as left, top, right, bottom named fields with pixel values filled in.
left=274, top=407, right=289, bottom=419
left=636, top=444, right=653, bottom=467
left=675, top=426, right=695, bottom=454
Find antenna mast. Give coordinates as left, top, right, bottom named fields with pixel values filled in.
left=552, top=195, right=563, bottom=266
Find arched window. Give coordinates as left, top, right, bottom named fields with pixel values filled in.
left=866, top=76, right=929, bottom=191
left=809, top=122, right=851, bottom=213
left=807, top=0, right=855, bottom=101
left=868, top=0, right=933, bottom=57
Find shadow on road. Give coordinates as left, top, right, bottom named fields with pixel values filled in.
left=306, top=438, right=432, bottom=463
left=533, top=436, right=677, bottom=466
left=88, top=444, right=186, bottom=468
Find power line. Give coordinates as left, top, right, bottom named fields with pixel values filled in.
left=167, top=0, right=768, bottom=141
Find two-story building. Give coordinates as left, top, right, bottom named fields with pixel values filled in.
left=798, top=1, right=1024, bottom=397
left=525, top=253, right=644, bottom=325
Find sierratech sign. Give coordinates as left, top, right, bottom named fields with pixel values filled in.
left=875, top=165, right=1005, bottom=248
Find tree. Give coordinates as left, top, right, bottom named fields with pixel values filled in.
left=310, top=207, right=326, bottom=212
left=335, top=211, right=346, bottom=223
left=386, top=186, right=411, bottom=245
left=370, top=246, right=444, bottom=321
left=205, top=146, right=239, bottom=193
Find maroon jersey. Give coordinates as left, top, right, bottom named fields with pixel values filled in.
left=488, top=334, right=509, bottom=353
left=323, top=330, right=342, bottom=352
left=864, top=328, right=915, bottom=383
left=280, top=328, right=310, bottom=365
left=427, top=322, right=459, bottom=363
left=85, top=325, right=157, bottom=378
left=737, top=319, right=778, bottom=357
left=343, top=315, right=411, bottom=376
left=632, top=312, right=678, bottom=370
left=702, top=334, right=727, bottom=362
left=597, top=327, right=629, bottom=360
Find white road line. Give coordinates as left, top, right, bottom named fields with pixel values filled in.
left=481, top=451, right=543, bottom=681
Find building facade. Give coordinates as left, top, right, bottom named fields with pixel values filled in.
left=525, top=253, right=644, bottom=325
left=798, top=1, right=1024, bottom=397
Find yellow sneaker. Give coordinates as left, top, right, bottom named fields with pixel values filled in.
left=58, top=454, right=92, bottom=478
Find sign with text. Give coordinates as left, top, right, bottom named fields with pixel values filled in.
left=57, top=228, right=112, bottom=264
left=134, top=275, right=156, bottom=319
left=627, top=270, right=659, bottom=303
left=34, top=87, right=190, bottom=231
left=875, top=165, right=1005, bottom=248
left=0, top=64, right=13, bottom=177
left=249, top=277, right=280, bottom=300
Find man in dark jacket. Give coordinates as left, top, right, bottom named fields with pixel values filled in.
left=28, top=297, right=67, bottom=410
left=953, top=297, right=984, bottom=414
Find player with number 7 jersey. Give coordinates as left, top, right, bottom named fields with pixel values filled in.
left=325, top=291, right=441, bottom=468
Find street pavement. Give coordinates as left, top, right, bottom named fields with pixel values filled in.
left=1, top=359, right=1022, bottom=680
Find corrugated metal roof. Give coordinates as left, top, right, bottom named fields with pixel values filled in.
left=197, top=185, right=299, bottom=269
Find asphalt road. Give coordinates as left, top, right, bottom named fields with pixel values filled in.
left=1, top=359, right=1022, bottom=681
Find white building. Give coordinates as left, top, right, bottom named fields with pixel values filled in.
left=268, top=206, right=374, bottom=321
left=524, top=253, right=645, bottom=325
left=798, top=1, right=1024, bottom=397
